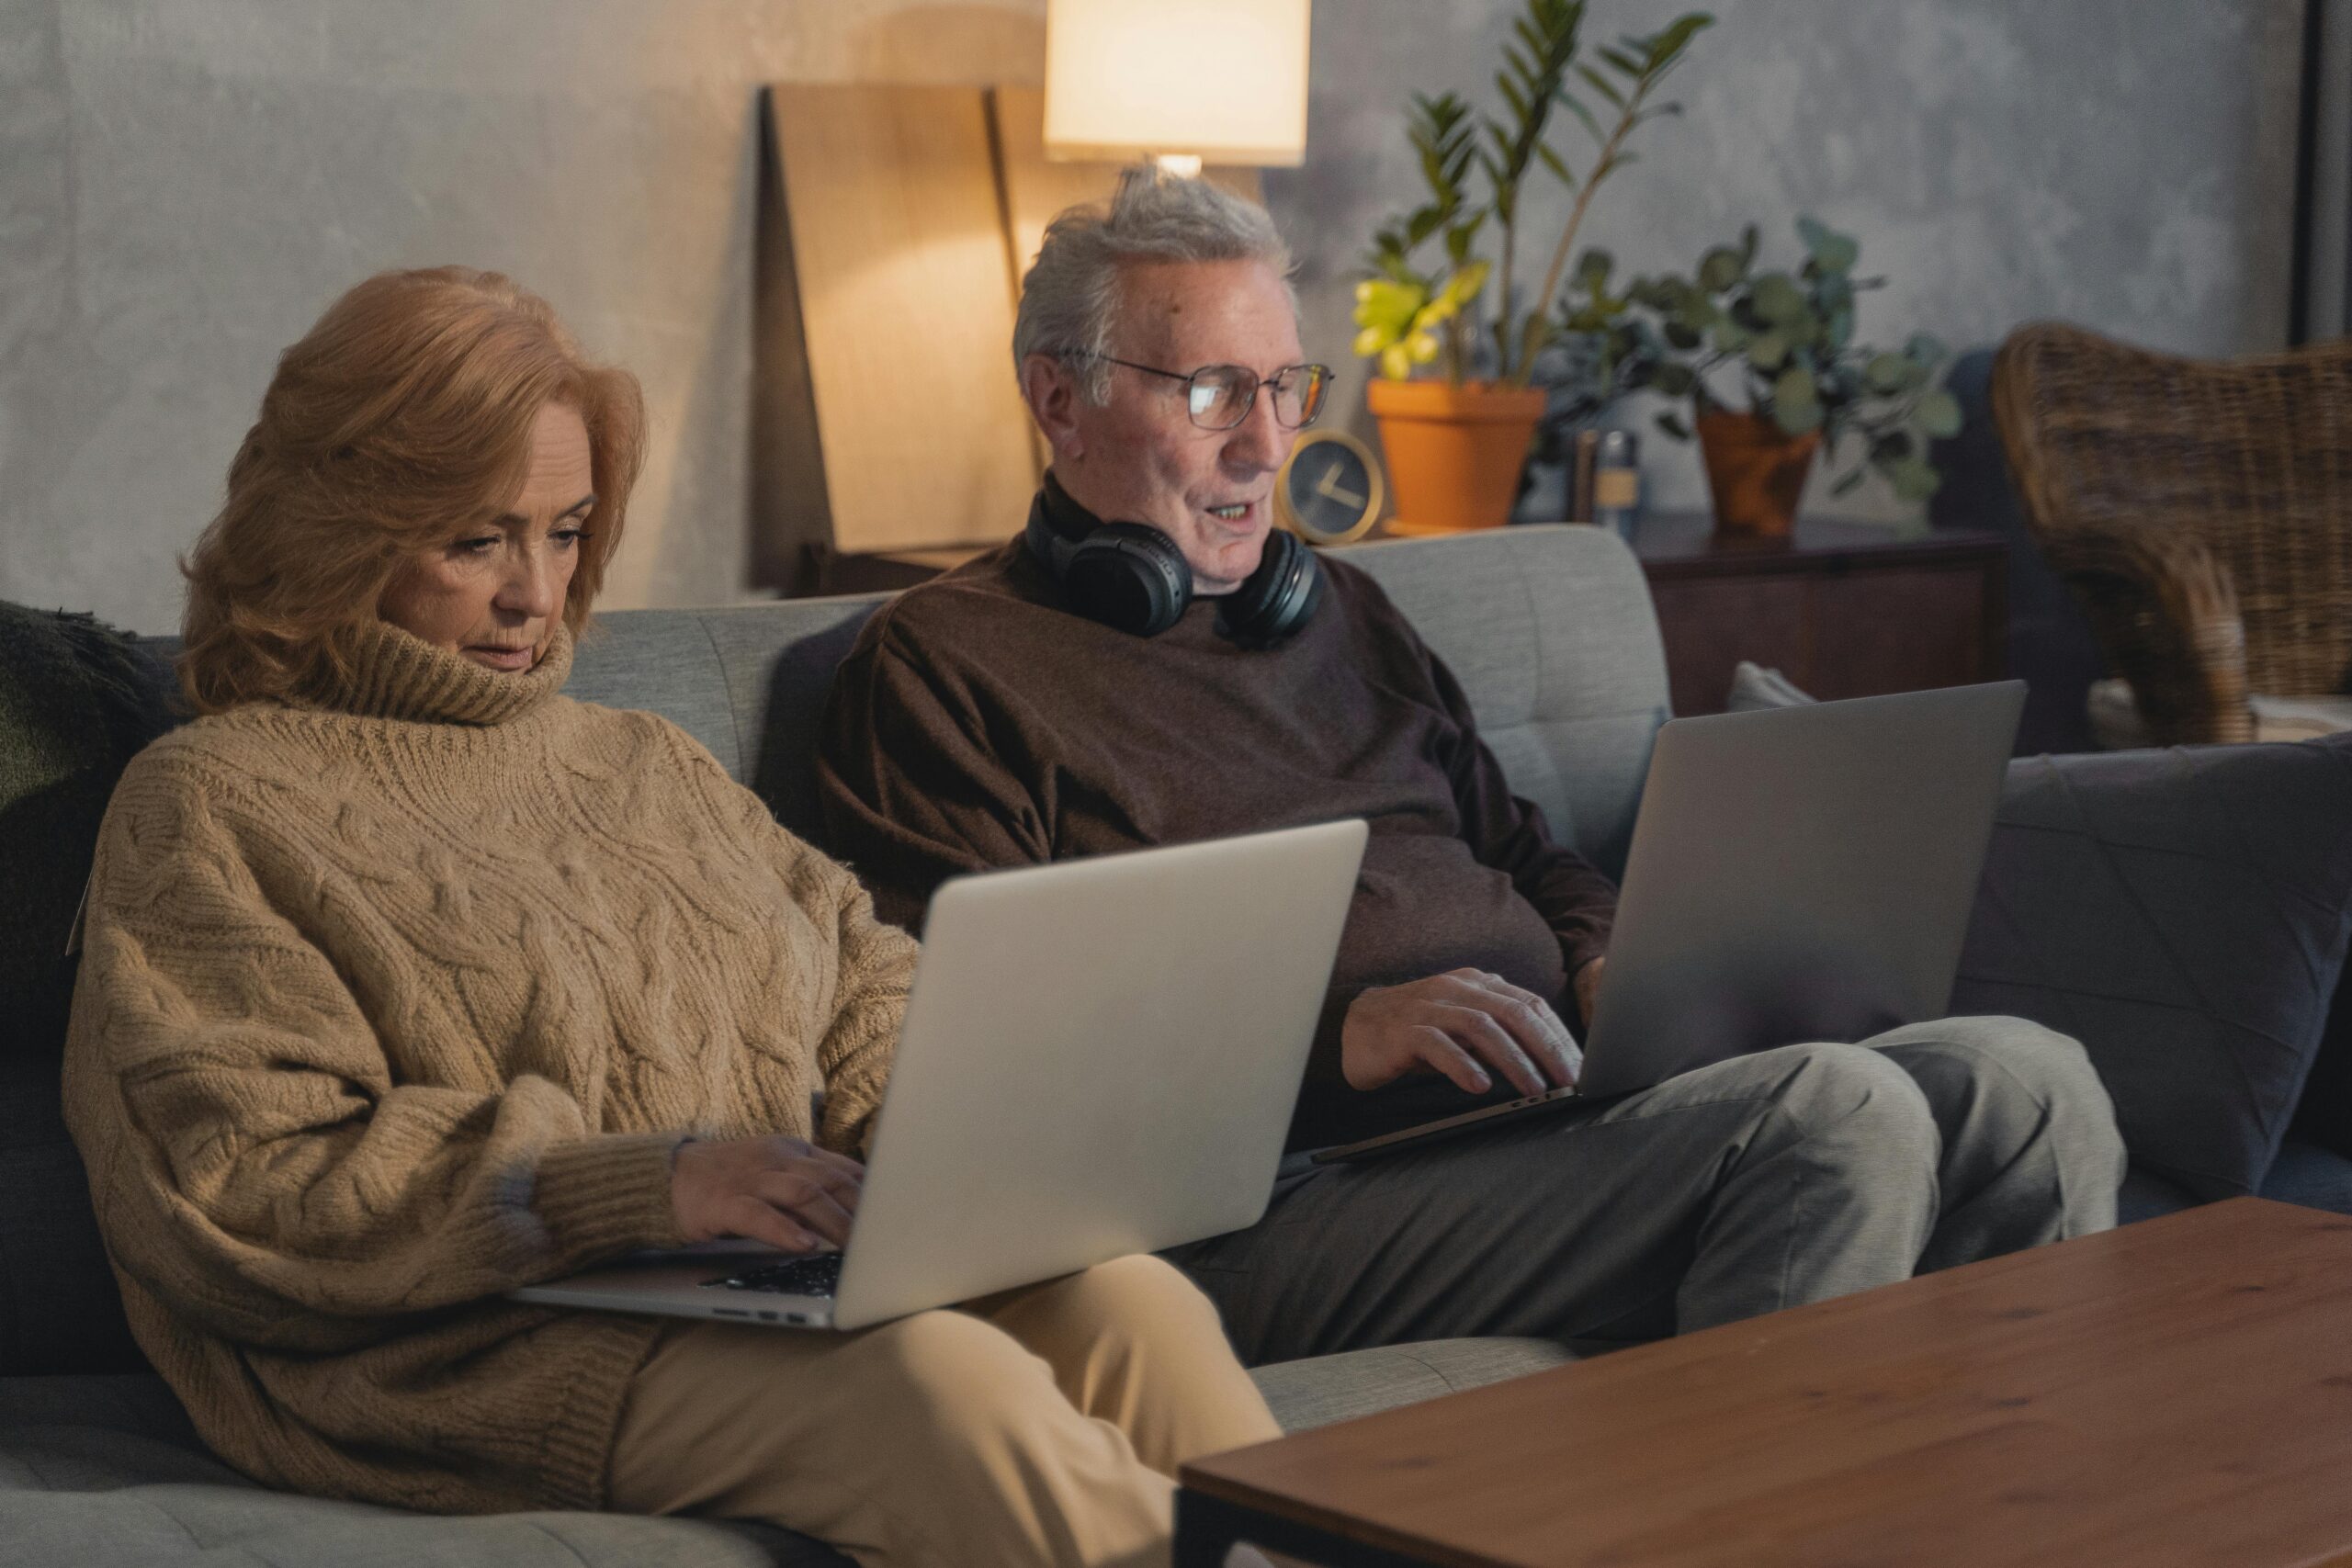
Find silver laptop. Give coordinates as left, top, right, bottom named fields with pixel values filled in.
left=513, top=818, right=1367, bottom=1330
left=1314, top=682, right=2025, bottom=1163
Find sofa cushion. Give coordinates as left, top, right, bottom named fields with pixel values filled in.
left=0, top=1377, right=829, bottom=1567
left=1248, top=1336, right=1576, bottom=1431
left=1951, top=736, right=2352, bottom=1200
left=1341, top=525, right=1669, bottom=880
left=1, top=1340, right=1576, bottom=1566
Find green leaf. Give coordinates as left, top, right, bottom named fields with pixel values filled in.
left=1439, top=258, right=1492, bottom=311
left=1750, top=273, right=1806, bottom=325
left=1352, top=276, right=1427, bottom=338
left=1916, top=389, right=1963, bottom=439
left=1655, top=362, right=1695, bottom=396
left=1575, top=64, right=1628, bottom=109
left=1747, top=329, right=1790, bottom=370
left=1709, top=316, right=1750, bottom=355
left=1535, top=140, right=1577, bottom=187
left=1772, top=396, right=1824, bottom=437
left=1790, top=215, right=1855, bottom=273
left=1737, top=222, right=1759, bottom=270
left=1906, top=332, right=1950, bottom=366
left=1664, top=320, right=1702, bottom=351
left=1599, top=45, right=1645, bottom=76
left=1883, top=454, right=1941, bottom=502
left=1698, top=245, right=1745, bottom=292
left=1646, top=13, right=1714, bottom=66
left=1657, top=410, right=1693, bottom=440
left=1559, top=89, right=1606, bottom=145
left=1518, top=312, right=1558, bottom=368
left=1863, top=353, right=1911, bottom=395
left=1497, top=71, right=1531, bottom=124
left=1774, top=365, right=1817, bottom=409
left=1826, top=306, right=1855, bottom=351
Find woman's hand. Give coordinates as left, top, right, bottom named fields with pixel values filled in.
left=671, top=1135, right=865, bottom=1254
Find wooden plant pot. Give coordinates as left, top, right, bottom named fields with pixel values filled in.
left=1696, top=406, right=1821, bottom=538
left=1367, top=378, right=1546, bottom=535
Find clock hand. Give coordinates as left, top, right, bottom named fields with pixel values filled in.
left=1313, top=466, right=1366, bottom=508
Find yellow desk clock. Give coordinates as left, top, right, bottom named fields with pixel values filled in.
left=1274, top=430, right=1385, bottom=546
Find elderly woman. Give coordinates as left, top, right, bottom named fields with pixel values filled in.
left=62, top=266, right=1278, bottom=1568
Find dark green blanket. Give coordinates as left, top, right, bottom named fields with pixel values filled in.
left=0, top=602, right=176, bottom=1063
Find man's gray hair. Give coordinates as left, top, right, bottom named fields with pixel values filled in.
left=1013, top=165, right=1297, bottom=402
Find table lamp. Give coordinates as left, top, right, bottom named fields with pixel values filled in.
left=1043, top=0, right=1310, bottom=176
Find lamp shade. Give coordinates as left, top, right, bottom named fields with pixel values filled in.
left=1043, top=0, right=1309, bottom=167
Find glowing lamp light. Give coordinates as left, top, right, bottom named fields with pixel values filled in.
left=1043, top=0, right=1310, bottom=175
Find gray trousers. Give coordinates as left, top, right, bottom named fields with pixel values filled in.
left=1163, top=1016, right=2127, bottom=1364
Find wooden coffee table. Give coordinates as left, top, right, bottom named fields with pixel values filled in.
left=1178, top=1199, right=2352, bottom=1567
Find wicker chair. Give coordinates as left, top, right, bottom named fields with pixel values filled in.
left=1991, top=322, right=2352, bottom=746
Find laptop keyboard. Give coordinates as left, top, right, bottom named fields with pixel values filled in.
left=701, top=1253, right=842, bottom=1298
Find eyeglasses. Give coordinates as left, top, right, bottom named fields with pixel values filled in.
left=1082, top=355, right=1331, bottom=432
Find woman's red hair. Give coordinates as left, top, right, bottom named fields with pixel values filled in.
left=179, top=266, right=644, bottom=714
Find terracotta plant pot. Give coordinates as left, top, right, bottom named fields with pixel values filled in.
left=1366, top=378, right=1547, bottom=535
left=1695, top=406, right=1821, bottom=538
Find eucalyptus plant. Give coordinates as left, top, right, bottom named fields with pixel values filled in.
left=1352, top=1, right=1712, bottom=387
left=1600, top=218, right=1963, bottom=502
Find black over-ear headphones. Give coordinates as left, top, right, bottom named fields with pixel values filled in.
left=1023, top=474, right=1322, bottom=648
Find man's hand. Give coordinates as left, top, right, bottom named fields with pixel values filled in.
left=1573, top=956, right=1606, bottom=1029
left=671, top=1135, right=864, bottom=1254
left=1340, top=968, right=1581, bottom=1098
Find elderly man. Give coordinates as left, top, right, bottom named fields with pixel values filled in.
left=817, top=169, right=2123, bottom=1363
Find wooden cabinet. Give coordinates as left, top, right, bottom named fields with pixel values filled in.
left=1629, top=514, right=2007, bottom=717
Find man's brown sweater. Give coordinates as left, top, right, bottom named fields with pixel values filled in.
left=62, top=620, right=916, bottom=1515
left=818, top=533, right=1619, bottom=1150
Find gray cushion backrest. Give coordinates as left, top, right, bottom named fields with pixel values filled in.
left=573, top=524, right=1669, bottom=874
left=1339, top=525, right=1668, bottom=877
left=568, top=600, right=885, bottom=843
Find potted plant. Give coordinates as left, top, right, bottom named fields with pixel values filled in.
left=1610, top=218, right=1962, bottom=536
left=1351, top=1, right=1711, bottom=534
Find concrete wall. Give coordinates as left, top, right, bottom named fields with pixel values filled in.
left=0, top=0, right=2306, bottom=632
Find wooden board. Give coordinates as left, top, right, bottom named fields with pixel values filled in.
left=1181, top=1198, right=2352, bottom=1568
left=765, top=84, right=1041, bottom=556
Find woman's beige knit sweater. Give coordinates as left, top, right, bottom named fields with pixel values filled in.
left=61, top=619, right=917, bottom=1515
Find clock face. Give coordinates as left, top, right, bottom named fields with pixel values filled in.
left=1281, top=434, right=1379, bottom=544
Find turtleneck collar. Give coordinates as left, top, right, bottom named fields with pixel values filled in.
left=302, top=619, right=574, bottom=726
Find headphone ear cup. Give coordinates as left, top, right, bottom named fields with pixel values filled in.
left=1216, top=529, right=1323, bottom=648
left=1063, top=524, right=1193, bottom=637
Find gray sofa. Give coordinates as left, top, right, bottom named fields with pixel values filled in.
left=6, top=523, right=2348, bottom=1565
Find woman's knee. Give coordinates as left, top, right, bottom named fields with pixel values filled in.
left=851, top=1307, right=1062, bottom=1432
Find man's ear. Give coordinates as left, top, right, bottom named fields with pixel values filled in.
left=1020, top=354, right=1085, bottom=463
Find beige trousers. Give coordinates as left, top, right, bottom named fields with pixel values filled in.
left=606, top=1254, right=1281, bottom=1568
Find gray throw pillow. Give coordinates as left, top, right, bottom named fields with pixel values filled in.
left=1951, top=736, right=2352, bottom=1200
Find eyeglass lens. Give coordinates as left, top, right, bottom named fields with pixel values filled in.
left=1187, top=365, right=1329, bottom=431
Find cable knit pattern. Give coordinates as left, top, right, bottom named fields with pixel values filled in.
left=61, top=619, right=918, bottom=1516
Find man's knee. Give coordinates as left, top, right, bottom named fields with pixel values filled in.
left=1761, top=1042, right=1939, bottom=1147
left=1876, top=1016, right=2121, bottom=1145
